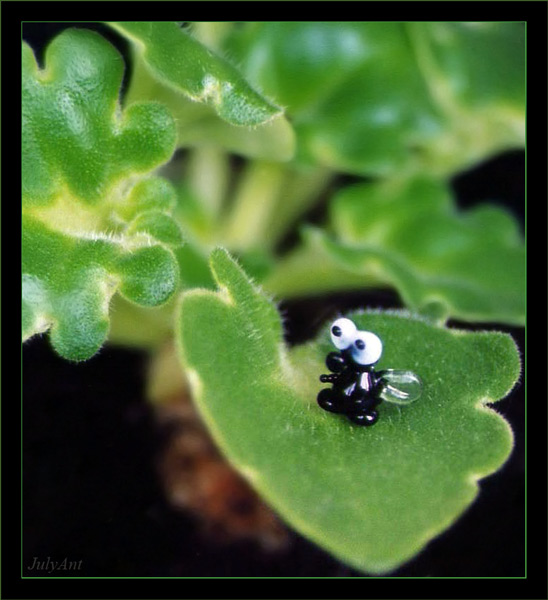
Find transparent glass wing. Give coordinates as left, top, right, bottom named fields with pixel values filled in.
left=378, top=370, right=422, bottom=405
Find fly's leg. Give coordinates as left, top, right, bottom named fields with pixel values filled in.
left=347, top=388, right=382, bottom=426
left=348, top=410, right=379, bottom=426
left=317, top=388, right=346, bottom=414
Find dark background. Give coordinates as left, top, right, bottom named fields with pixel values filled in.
left=11, top=12, right=545, bottom=598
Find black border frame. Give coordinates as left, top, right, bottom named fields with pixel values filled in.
left=6, top=2, right=547, bottom=599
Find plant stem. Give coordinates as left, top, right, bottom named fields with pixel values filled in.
left=221, top=160, right=286, bottom=251
left=221, top=160, right=334, bottom=252
left=146, top=339, right=189, bottom=405
left=186, top=145, right=230, bottom=221
left=266, top=166, right=334, bottom=248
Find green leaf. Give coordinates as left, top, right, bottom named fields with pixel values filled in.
left=110, top=22, right=295, bottom=162
left=228, top=22, right=440, bottom=175
left=23, top=215, right=179, bottom=361
left=177, top=248, right=520, bottom=573
left=406, top=22, right=525, bottom=172
left=109, top=21, right=283, bottom=127
left=330, top=176, right=525, bottom=324
left=268, top=176, right=525, bottom=326
left=227, top=22, right=524, bottom=175
left=411, top=22, right=525, bottom=111
left=22, top=29, right=176, bottom=206
left=175, top=111, right=296, bottom=162
left=22, top=30, right=182, bottom=360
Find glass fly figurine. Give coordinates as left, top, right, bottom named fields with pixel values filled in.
left=317, top=318, right=422, bottom=426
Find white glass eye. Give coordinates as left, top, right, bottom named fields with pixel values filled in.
left=351, top=331, right=383, bottom=365
left=330, top=318, right=357, bottom=350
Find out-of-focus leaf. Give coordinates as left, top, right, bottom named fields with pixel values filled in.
left=328, top=176, right=525, bottom=324
left=228, top=22, right=441, bottom=175
left=405, top=22, right=525, bottom=172
left=227, top=21, right=524, bottom=176
left=412, top=22, right=525, bottom=110
left=174, top=109, right=296, bottom=162
left=268, top=176, right=525, bottom=325
left=177, top=248, right=520, bottom=573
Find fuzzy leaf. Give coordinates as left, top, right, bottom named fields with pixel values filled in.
left=177, top=248, right=520, bottom=573
left=109, top=21, right=283, bottom=127
left=22, top=30, right=181, bottom=360
left=22, top=29, right=176, bottom=206
left=22, top=215, right=179, bottom=360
